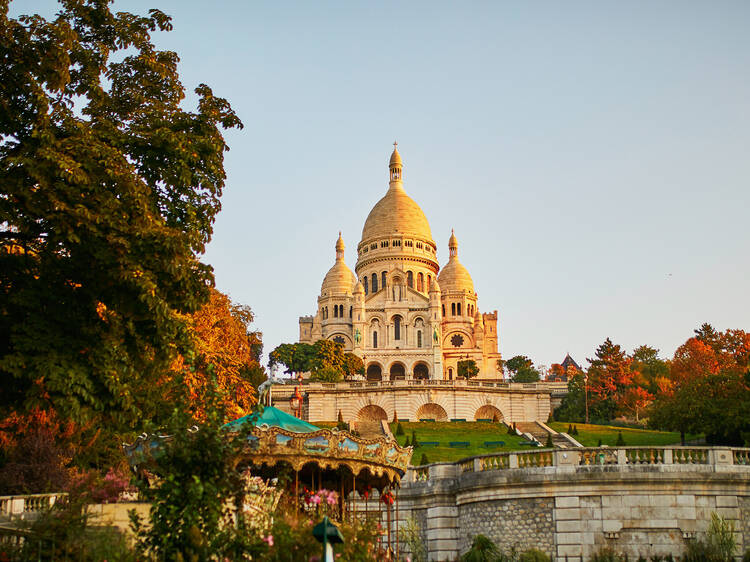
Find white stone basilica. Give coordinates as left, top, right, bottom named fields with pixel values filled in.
left=299, top=145, right=502, bottom=381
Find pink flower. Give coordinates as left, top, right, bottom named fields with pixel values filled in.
left=263, top=534, right=274, bottom=547
left=326, top=494, right=337, bottom=505
left=311, top=495, right=321, bottom=505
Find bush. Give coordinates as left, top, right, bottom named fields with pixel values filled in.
left=616, top=431, right=626, bottom=446
left=396, top=422, right=405, bottom=436
left=419, top=453, right=429, bottom=465
left=520, top=548, right=551, bottom=562
left=401, top=517, right=427, bottom=562
left=404, top=436, right=411, bottom=447
left=411, top=430, right=419, bottom=448
left=568, top=424, right=573, bottom=434
left=492, top=413, right=499, bottom=423
left=597, top=438, right=603, bottom=447
left=545, top=434, right=553, bottom=448
left=461, top=534, right=500, bottom=562
left=589, top=547, right=626, bottom=562
left=507, top=423, right=516, bottom=435
left=572, top=425, right=579, bottom=436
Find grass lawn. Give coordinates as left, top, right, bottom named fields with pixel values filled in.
left=389, top=421, right=531, bottom=463
left=548, top=422, right=701, bottom=447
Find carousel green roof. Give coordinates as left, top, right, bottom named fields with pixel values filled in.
left=223, top=406, right=320, bottom=434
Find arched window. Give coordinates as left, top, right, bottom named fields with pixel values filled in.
left=394, top=316, right=401, bottom=340
left=442, top=304, right=445, bottom=316
left=349, top=306, right=352, bottom=318
left=333, top=306, right=338, bottom=318
left=417, top=330, right=422, bottom=348
left=457, top=303, right=462, bottom=316
left=381, top=271, right=387, bottom=290
left=451, top=303, right=456, bottom=316
left=373, top=331, right=378, bottom=348
left=363, top=277, right=368, bottom=294
left=325, top=306, right=329, bottom=319
left=427, top=275, right=431, bottom=292
left=407, top=271, right=413, bottom=288
left=371, top=273, right=378, bottom=293
left=417, top=272, right=424, bottom=292
left=448, top=367, right=453, bottom=380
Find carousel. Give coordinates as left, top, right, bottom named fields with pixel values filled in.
left=124, top=378, right=413, bottom=558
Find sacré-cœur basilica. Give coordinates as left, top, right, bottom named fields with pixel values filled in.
left=275, top=145, right=555, bottom=424
left=298, top=144, right=502, bottom=382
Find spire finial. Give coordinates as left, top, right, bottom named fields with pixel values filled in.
left=335, top=231, right=345, bottom=258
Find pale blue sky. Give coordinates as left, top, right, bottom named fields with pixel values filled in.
left=17, top=1, right=750, bottom=370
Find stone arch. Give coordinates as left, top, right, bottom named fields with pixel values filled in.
left=389, top=362, right=406, bottom=381
left=415, top=402, right=448, bottom=422
left=366, top=363, right=382, bottom=381
left=357, top=404, right=387, bottom=422
left=413, top=362, right=429, bottom=380
left=474, top=405, right=504, bottom=421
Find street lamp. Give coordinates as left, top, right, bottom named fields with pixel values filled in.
left=583, top=373, right=589, bottom=425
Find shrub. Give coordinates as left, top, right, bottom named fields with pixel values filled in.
left=545, top=434, right=553, bottom=448
left=589, top=547, right=626, bottom=562
left=572, top=425, right=579, bottom=436
left=411, top=430, right=419, bottom=448
left=520, top=548, right=551, bottom=562
left=568, top=424, right=574, bottom=434
left=461, top=534, right=500, bottom=562
left=616, top=431, right=626, bottom=446
left=401, top=517, right=427, bottom=562
left=492, top=413, right=499, bottom=423
left=597, top=438, right=603, bottom=447
left=396, top=422, right=405, bottom=436
left=404, top=436, right=411, bottom=447
left=507, top=423, right=516, bottom=435
left=419, top=453, right=429, bottom=466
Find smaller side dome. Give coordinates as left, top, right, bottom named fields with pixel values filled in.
left=437, top=230, right=474, bottom=294
left=474, top=308, right=484, bottom=328
left=354, top=281, right=365, bottom=294
left=321, top=233, right=357, bottom=295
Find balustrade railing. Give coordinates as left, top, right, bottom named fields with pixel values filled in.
left=0, top=493, right=67, bottom=519
left=275, top=380, right=566, bottom=391
left=732, top=449, right=750, bottom=465
left=407, top=446, right=750, bottom=481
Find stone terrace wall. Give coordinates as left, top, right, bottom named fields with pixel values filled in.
left=394, top=447, right=750, bottom=561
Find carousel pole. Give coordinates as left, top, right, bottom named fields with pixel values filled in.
left=295, top=470, right=299, bottom=512
left=395, top=485, right=400, bottom=561
left=352, top=473, right=356, bottom=523
left=386, top=489, right=392, bottom=560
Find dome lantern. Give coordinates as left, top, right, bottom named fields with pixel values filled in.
left=389, top=141, right=403, bottom=183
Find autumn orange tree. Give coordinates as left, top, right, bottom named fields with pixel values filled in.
left=172, top=288, right=262, bottom=422
left=649, top=324, right=750, bottom=445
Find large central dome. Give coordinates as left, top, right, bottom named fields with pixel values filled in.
left=360, top=146, right=433, bottom=243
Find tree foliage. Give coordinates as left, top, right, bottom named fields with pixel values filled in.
left=505, top=355, right=540, bottom=383
left=172, top=288, right=261, bottom=421
left=269, top=340, right=363, bottom=380
left=649, top=325, right=750, bottom=445
left=457, top=359, right=479, bottom=379
left=0, top=1, right=242, bottom=431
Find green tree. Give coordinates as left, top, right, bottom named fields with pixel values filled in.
left=268, top=342, right=315, bottom=375
left=0, top=1, right=242, bottom=431
left=505, top=355, right=541, bottom=383
left=457, top=359, right=479, bottom=379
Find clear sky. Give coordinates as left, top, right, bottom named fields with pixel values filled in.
left=16, top=1, right=750, bottom=370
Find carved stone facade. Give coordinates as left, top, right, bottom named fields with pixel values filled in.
left=299, top=145, right=501, bottom=381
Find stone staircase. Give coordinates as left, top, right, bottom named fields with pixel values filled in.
left=514, top=422, right=571, bottom=448
left=353, top=419, right=387, bottom=439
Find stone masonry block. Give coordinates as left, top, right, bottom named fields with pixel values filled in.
left=428, top=506, right=458, bottom=518
left=557, top=544, right=582, bottom=557
left=649, top=495, right=676, bottom=508
left=623, top=494, right=651, bottom=507
left=555, top=507, right=581, bottom=520
left=602, top=495, right=622, bottom=508
left=603, top=520, right=623, bottom=533
left=676, top=495, right=696, bottom=507
left=716, top=496, right=738, bottom=507
left=715, top=507, right=739, bottom=519
left=557, top=532, right=582, bottom=544
left=556, top=496, right=580, bottom=508
left=602, top=507, right=629, bottom=521
left=556, top=520, right=581, bottom=533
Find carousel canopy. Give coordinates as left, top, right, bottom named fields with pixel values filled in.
left=224, top=406, right=320, bottom=434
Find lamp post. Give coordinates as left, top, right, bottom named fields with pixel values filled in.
left=583, top=373, right=589, bottom=424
